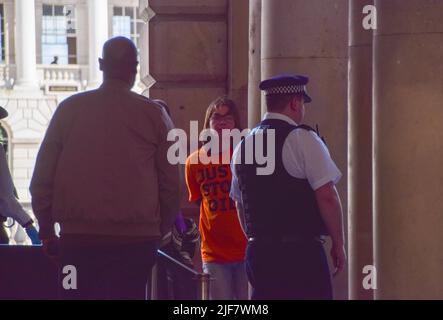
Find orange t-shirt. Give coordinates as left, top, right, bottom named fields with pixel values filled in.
left=185, top=148, right=247, bottom=263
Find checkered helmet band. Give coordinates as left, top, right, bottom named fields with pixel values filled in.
left=264, top=84, right=306, bottom=96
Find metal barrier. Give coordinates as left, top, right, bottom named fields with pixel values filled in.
left=152, top=249, right=211, bottom=300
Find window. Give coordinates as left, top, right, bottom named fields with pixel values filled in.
left=0, top=4, right=5, bottom=63
left=42, top=4, right=77, bottom=64
left=112, top=6, right=144, bottom=48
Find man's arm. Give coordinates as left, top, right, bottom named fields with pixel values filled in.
left=29, top=105, right=65, bottom=241
left=229, top=161, right=246, bottom=236
left=315, top=181, right=346, bottom=277
left=295, top=130, right=345, bottom=276
left=1, top=196, right=35, bottom=225
left=155, top=113, right=181, bottom=236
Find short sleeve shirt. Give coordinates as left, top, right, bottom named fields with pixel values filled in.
left=230, top=112, right=342, bottom=203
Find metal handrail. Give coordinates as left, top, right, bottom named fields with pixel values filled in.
left=157, top=249, right=199, bottom=275
left=151, top=249, right=211, bottom=300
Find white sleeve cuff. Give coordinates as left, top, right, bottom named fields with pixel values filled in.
left=310, top=172, right=342, bottom=191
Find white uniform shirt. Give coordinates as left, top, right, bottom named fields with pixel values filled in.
left=0, top=146, right=31, bottom=226
left=230, top=112, right=342, bottom=203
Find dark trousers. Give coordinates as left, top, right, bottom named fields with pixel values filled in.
left=58, top=239, right=158, bottom=300
left=246, top=239, right=332, bottom=300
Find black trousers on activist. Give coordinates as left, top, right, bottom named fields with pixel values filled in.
left=58, top=237, right=158, bottom=300
left=246, top=239, right=332, bottom=300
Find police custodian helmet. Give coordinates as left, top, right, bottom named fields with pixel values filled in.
left=259, top=74, right=312, bottom=103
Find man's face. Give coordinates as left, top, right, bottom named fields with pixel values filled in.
left=209, top=105, right=236, bottom=135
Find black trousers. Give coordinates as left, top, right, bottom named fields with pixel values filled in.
left=58, top=239, right=158, bottom=300
left=246, top=239, right=332, bottom=300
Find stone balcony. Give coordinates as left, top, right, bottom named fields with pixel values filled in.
left=1, top=64, right=144, bottom=94
left=37, top=64, right=89, bottom=94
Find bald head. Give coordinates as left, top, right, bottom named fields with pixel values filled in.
left=99, top=37, right=139, bottom=87
left=102, top=37, right=137, bottom=63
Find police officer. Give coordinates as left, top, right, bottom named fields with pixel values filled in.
left=0, top=106, right=41, bottom=245
left=230, top=74, right=346, bottom=299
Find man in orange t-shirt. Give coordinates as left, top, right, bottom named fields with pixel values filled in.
left=185, top=96, right=247, bottom=300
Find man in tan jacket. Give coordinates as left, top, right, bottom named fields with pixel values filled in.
left=30, top=37, right=180, bottom=300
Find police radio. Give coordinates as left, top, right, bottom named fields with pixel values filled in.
left=316, top=124, right=327, bottom=145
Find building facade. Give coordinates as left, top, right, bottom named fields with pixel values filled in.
left=0, top=0, right=145, bottom=204
left=0, top=0, right=146, bottom=244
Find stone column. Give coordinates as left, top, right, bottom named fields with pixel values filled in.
left=248, top=0, right=262, bottom=128
left=348, top=0, right=374, bottom=300
left=261, top=0, right=349, bottom=299
left=88, top=0, right=108, bottom=88
left=14, top=0, right=38, bottom=89
left=374, top=0, right=443, bottom=299
left=228, top=0, right=249, bottom=129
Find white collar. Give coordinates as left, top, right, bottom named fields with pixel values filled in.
left=263, top=112, right=298, bottom=126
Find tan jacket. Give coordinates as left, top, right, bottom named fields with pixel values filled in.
left=30, top=80, right=180, bottom=240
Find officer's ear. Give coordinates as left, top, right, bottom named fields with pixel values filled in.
left=98, top=58, right=105, bottom=71
left=289, top=96, right=300, bottom=111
